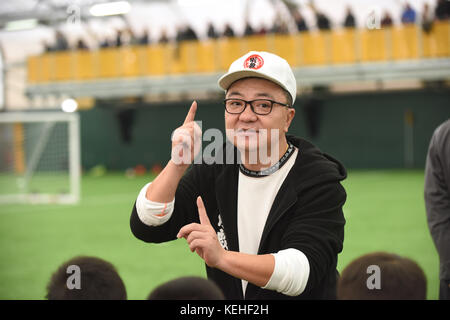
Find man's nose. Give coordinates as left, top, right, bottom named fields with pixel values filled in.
left=239, top=103, right=258, bottom=122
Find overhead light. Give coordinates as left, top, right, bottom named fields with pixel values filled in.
left=5, top=19, right=38, bottom=32
left=89, top=1, right=131, bottom=17
left=61, top=98, right=78, bottom=113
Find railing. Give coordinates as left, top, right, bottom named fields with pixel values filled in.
left=27, top=21, right=450, bottom=84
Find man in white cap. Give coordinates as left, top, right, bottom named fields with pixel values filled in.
left=130, top=51, right=347, bottom=299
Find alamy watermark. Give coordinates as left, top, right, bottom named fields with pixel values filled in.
left=66, top=264, right=81, bottom=290
left=365, top=6, right=382, bottom=30
left=66, top=1, right=82, bottom=26
left=366, top=264, right=381, bottom=290
left=170, top=122, right=284, bottom=167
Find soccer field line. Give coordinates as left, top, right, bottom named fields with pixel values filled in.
left=0, top=192, right=138, bottom=215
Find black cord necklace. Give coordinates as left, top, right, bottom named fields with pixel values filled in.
left=239, top=141, right=295, bottom=178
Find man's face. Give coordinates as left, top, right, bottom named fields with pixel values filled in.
left=224, top=77, right=295, bottom=155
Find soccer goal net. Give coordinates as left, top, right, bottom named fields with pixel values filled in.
left=0, top=112, right=80, bottom=204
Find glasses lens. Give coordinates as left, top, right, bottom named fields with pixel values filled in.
left=225, top=99, right=245, bottom=114
left=252, top=100, right=273, bottom=115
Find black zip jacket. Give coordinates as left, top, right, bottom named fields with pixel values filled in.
left=130, top=135, right=347, bottom=300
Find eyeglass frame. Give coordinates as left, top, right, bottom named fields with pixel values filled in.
left=223, top=98, right=292, bottom=115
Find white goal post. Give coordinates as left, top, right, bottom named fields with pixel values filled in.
left=0, top=112, right=80, bottom=204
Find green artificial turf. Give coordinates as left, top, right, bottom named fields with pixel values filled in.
left=338, top=170, right=438, bottom=299
left=0, top=170, right=439, bottom=299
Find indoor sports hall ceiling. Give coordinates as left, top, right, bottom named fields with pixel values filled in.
left=0, top=0, right=166, bottom=27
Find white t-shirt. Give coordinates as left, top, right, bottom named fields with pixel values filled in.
left=237, top=148, right=297, bottom=293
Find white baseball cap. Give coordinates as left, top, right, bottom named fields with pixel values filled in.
left=218, top=51, right=297, bottom=105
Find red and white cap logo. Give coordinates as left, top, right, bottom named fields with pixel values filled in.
left=243, top=54, right=264, bottom=70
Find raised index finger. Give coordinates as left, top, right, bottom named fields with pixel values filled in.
left=183, top=101, right=197, bottom=125
left=197, top=196, right=211, bottom=226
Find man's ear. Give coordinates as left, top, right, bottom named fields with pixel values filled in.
left=284, top=108, right=296, bottom=133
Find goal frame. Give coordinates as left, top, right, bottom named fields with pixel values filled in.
left=0, top=111, right=81, bottom=204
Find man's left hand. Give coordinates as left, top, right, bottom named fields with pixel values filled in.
left=177, top=196, right=226, bottom=268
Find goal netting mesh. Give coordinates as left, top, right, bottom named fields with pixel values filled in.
left=0, top=112, right=80, bottom=204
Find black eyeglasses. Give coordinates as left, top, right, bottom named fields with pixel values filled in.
left=223, top=98, right=291, bottom=115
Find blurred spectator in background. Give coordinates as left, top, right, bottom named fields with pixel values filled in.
left=271, top=13, right=289, bottom=35
left=244, top=20, right=255, bottom=36
left=206, top=22, right=218, bottom=39
left=401, top=3, right=417, bottom=24
left=337, top=252, right=427, bottom=300
left=257, top=24, right=269, bottom=35
left=174, top=24, right=197, bottom=59
left=308, top=1, right=331, bottom=30
left=75, top=39, right=89, bottom=50
left=46, top=256, right=127, bottom=300
left=147, top=276, right=225, bottom=300
left=293, top=10, right=308, bottom=32
left=381, top=11, right=394, bottom=27
left=127, top=28, right=139, bottom=46
left=176, top=24, right=198, bottom=42
left=54, top=30, right=69, bottom=51
left=159, top=29, right=169, bottom=44
left=115, top=29, right=123, bottom=47
left=100, top=37, right=111, bottom=48
left=343, top=6, right=356, bottom=28
left=139, top=29, right=150, bottom=45
left=114, top=27, right=138, bottom=47
left=422, top=3, right=434, bottom=33
left=435, top=0, right=450, bottom=20
left=184, top=25, right=198, bottom=41
left=223, top=23, right=235, bottom=37
left=316, top=10, right=331, bottom=30
left=425, top=119, right=450, bottom=300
